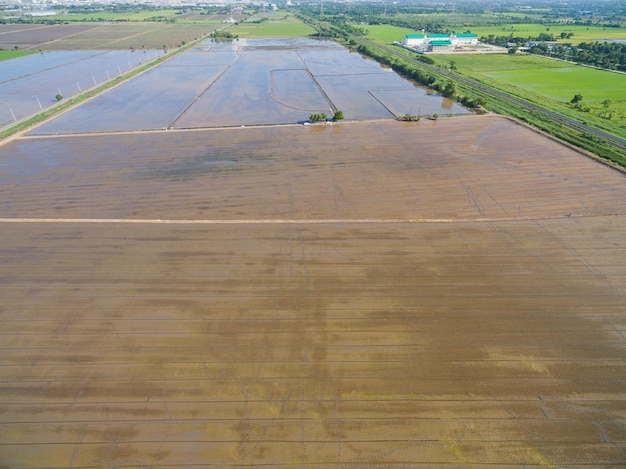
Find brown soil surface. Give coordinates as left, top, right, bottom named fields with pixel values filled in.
left=0, top=24, right=100, bottom=50
left=1, top=116, right=626, bottom=467
left=0, top=23, right=217, bottom=50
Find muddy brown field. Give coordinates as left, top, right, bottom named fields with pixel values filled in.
left=1, top=116, right=626, bottom=467
left=0, top=23, right=217, bottom=50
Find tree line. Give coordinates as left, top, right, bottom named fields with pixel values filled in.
left=480, top=32, right=625, bottom=71
left=529, top=41, right=626, bottom=71
left=354, top=43, right=485, bottom=110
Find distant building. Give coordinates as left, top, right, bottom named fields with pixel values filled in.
left=402, top=31, right=479, bottom=52
left=427, top=33, right=450, bottom=41
left=24, top=10, right=57, bottom=16
left=430, top=39, right=453, bottom=52
left=403, top=34, right=426, bottom=48
left=452, top=33, right=478, bottom=46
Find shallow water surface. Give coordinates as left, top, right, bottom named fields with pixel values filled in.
left=31, top=38, right=470, bottom=133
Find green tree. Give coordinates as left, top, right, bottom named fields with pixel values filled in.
left=309, top=112, right=327, bottom=123
left=571, top=94, right=583, bottom=104
left=332, top=110, right=344, bottom=121
left=443, top=81, right=456, bottom=98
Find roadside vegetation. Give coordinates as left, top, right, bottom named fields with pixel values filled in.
left=308, top=110, right=344, bottom=123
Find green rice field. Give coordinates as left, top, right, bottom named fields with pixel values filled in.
left=437, top=54, right=626, bottom=103
left=438, top=54, right=566, bottom=73
left=365, top=24, right=414, bottom=43
left=485, top=65, right=626, bottom=103
left=432, top=52, right=626, bottom=136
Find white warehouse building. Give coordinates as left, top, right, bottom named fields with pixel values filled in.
left=403, top=33, right=427, bottom=48
left=402, top=32, right=478, bottom=51
left=452, top=33, right=479, bottom=46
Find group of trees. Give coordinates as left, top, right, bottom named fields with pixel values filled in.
left=299, top=0, right=624, bottom=73
left=478, top=31, right=625, bottom=71
left=353, top=43, right=485, bottom=110
left=210, top=30, right=238, bottom=40
left=309, top=110, right=344, bottom=123
left=481, top=31, right=571, bottom=47
left=308, top=112, right=327, bottom=122
left=356, top=43, right=436, bottom=86
left=529, top=41, right=626, bottom=71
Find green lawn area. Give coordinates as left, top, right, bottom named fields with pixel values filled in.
left=365, top=24, right=415, bottom=43
left=485, top=66, right=626, bottom=103
left=439, top=53, right=566, bottom=73
left=0, top=50, right=37, bottom=61
left=436, top=54, right=626, bottom=104
left=432, top=52, right=626, bottom=135
left=228, top=13, right=315, bottom=38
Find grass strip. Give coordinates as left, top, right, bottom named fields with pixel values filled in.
left=0, top=50, right=38, bottom=61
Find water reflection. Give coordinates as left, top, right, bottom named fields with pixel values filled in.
left=30, top=38, right=470, bottom=134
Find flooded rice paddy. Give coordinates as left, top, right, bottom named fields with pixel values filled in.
left=1, top=37, right=626, bottom=467
left=29, top=38, right=468, bottom=133
left=0, top=49, right=164, bottom=128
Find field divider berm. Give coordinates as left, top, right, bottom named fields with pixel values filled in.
left=0, top=212, right=618, bottom=225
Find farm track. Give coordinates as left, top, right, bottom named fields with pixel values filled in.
left=0, top=212, right=619, bottom=224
